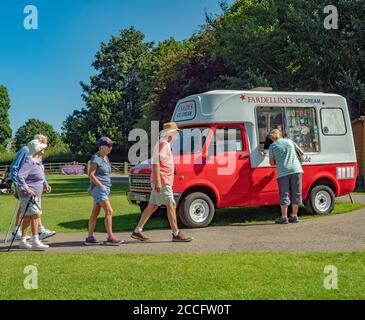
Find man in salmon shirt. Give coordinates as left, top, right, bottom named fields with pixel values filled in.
left=131, top=122, right=193, bottom=242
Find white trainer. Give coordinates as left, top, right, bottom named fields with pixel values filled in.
left=13, top=231, right=30, bottom=241
left=39, top=229, right=56, bottom=240
left=32, top=242, right=49, bottom=250
left=19, top=242, right=32, bottom=249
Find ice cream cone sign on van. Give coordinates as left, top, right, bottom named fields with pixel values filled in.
left=128, top=89, right=357, bottom=228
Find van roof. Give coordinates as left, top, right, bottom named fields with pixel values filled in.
left=172, top=90, right=347, bottom=126
left=194, top=90, right=341, bottom=97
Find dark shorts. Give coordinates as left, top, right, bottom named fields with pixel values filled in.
left=277, top=173, right=302, bottom=206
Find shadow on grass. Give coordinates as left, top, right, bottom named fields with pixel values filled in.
left=58, top=212, right=171, bottom=233
left=58, top=207, right=283, bottom=233
left=212, top=206, right=284, bottom=226
left=57, top=200, right=363, bottom=232
left=48, top=239, right=174, bottom=248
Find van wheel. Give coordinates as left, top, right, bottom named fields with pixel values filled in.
left=305, top=185, right=335, bottom=215
left=178, top=192, right=215, bottom=228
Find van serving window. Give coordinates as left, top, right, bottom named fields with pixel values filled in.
left=320, top=108, right=347, bottom=136
left=257, top=106, right=320, bottom=153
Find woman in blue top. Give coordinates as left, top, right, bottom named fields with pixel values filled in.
left=269, top=129, right=304, bottom=224
left=85, top=137, right=122, bottom=246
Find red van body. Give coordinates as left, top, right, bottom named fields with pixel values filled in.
left=128, top=90, right=357, bottom=228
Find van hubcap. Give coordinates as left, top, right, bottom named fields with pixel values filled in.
left=189, top=200, right=209, bottom=223
left=314, top=191, right=331, bottom=213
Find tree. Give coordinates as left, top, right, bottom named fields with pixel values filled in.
left=63, top=27, right=154, bottom=159
left=0, top=85, right=12, bottom=149
left=212, top=0, right=365, bottom=117
left=62, top=109, right=89, bottom=154
left=14, top=119, right=59, bottom=151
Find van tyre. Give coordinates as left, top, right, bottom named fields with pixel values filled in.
left=178, top=192, right=215, bottom=228
left=305, top=185, right=335, bottom=215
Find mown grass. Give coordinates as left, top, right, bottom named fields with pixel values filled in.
left=0, top=252, right=364, bottom=300
left=0, top=175, right=363, bottom=234
left=1, top=176, right=364, bottom=300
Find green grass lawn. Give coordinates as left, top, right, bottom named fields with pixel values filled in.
left=0, top=252, right=364, bottom=299
left=0, top=175, right=363, bottom=234
left=1, top=175, right=364, bottom=300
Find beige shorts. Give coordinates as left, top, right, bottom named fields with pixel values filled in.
left=149, top=184, right=175, bottom=206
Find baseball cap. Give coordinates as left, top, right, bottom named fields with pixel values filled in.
left=98, top=137, right=114, bottom=147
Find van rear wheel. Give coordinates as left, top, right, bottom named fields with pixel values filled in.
left=305, top=185, right=335, bottom=215
left=178, top=192, right=215, bottom=228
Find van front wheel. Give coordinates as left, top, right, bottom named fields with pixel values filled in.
left=178, top=192, right=215, bottom=228
left=305, top=185, right=335, bottom=215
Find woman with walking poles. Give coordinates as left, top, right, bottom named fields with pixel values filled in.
left=17, top=139, right=52, bottom=250
left=10, top=134, right=55, bottom=241
left=84, top=137, right=123, bottom=246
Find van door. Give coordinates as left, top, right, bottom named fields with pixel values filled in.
left=206, top=124, right=251, bottom=207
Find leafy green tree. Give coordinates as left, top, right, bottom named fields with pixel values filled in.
left=14, top=119, right=59, bottom=150
left=63, top=0, right=365, bottom=160
left=0, top=85, right=12, bottom=149
left=62, top=109, right=89, bottom=154
left=64, top=27, right=154, bottom=159
left=212, top=0, right=365, bottom=117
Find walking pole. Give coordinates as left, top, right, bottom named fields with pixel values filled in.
left=3, top=200, right=20, bottom=243
left=7, top=196, right=33, bottom=252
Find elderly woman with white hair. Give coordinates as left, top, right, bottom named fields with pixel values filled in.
left=17, top=139, right=52, bottom=250
left=10, top=134, right=55, bottom=241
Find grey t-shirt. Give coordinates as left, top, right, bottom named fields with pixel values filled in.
left=90, top=152, right=112, bottom=187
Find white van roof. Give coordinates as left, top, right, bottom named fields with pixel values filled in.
left=172, top=90, right=346, bottom=126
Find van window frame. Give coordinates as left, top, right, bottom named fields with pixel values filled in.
left=210, top=125, right=246, bottom=155
left=320, top=107, right=347, bottom=136
left=173, top=100, right=197, bottom=122
left=254, top=105, right=321, bottom=155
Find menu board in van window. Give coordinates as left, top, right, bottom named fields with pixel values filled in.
left=174, top=101, right=196, bottom=122
left=285, top=107, right=320, bottom=153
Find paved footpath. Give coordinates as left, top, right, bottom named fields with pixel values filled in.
left=1, top=194, right=364, bottom=254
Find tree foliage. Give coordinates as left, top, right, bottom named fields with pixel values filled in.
left=63, top=0, right=365, bottom=159
left=63, top=27, right=154, bottom=158
left=0, top=85, right=12, bottom=149
left=14, top=118, right=59, bottom=151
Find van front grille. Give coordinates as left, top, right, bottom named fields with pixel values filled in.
left=129, top=174, right=152, bottom=190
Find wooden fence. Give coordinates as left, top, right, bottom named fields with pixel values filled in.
left=0, top=162, right=134, bottom=175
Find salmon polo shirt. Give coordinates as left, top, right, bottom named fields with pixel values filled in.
left=151, top=138, right=175, bottom=186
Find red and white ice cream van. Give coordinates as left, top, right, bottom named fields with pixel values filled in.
left=128, top=89, right=357, bottom=228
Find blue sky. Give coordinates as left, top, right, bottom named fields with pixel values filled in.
left=0, top=0, right=231, bottom=134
